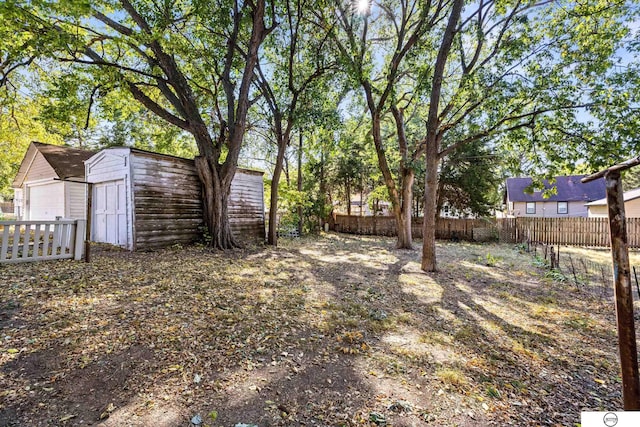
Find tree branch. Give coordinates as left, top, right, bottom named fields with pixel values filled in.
left=126, top=82, right=190, bottom=131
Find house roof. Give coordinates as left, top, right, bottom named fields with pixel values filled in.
left=12, top=142, right=95, bottom=188
left=506, top=175, right=606, bottom=203
left=585, top=187, right=640, bottom=206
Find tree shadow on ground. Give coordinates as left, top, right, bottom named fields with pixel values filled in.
left=1, top=342, right=161, bottom=426
left=0, top=235, right=624, bottom=426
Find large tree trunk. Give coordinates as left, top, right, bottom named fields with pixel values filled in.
left=346, top=178, right=351, bottom=216
left=297, top=132, right=303, bottom=235
left=268, top=137, right=287, bottom=246
left=320, top=146, right=326, bottom=229
left=400, top=168, right=415, bottom=248
left=368, top=110, right=410, bottom=248
left=195, top=156, right=237, bottom=249
left=420, top=0, right=463, bottom=271
left=421, top=148, right=440, bottom=272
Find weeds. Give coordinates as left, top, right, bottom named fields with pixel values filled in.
left=478, top=252, right=502, bottom=267
left=544, top=268, right=567, bottom=282
left=532, top=255, right=549, bottom=268
left=437, top=367, right=468, bottom=387
left=486, top=385, right=501, bottom=399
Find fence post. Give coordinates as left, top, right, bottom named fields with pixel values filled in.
left=74, top=220, right=86, bottom=260
left=85, top=182, right=93, bottom=262
left=604, top=170, right=640, bottom=409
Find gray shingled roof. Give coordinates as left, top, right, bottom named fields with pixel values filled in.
left=33, top=142, right=95, bottom=180
left=506, top=175, right=606, bottom=202
left=12, top=142, right=96, bottom=188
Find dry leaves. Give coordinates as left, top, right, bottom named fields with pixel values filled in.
left=0, top=236, right=629, bottom=426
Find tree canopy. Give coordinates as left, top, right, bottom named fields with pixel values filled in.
left=1, top=0, right=639, bottom=269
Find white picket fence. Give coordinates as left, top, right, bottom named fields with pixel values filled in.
left=0, top=220, right=85, bottom=263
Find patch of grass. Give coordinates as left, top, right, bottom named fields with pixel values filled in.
left=478, top=252, right=502, bottom=267
left=533, top=255, right=549, bottom=268
left=564, top=314, right=594, bottom=331
left=335, top=330, right=369, bottom=354
left=489, top=281, right=510, bottom=291
left=437, top=367, right=468, bottom=387
left=509, top=380, right=528, bottom=394
left=369, top=317, right=395, bottom=334
left=536, top=294, right=558, bottom=305
left=511, top=340, right=540, bottom=361
left=385, top=359, right=407, bottom=375
left=486, top=385, right=501, bottom=399
left=419, top=330, right=452, bottom=346
left=394, top=312, right=414, bottom=325
left=453, top=325, right=476, bottom=342
left=544, top=269, right=568, bottom=283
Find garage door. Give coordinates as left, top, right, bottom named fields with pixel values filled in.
left=93, top=180, right=128, bottom=247
left=28, top=183, right=65, bottom=220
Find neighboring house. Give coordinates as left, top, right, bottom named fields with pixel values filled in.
left=505, top=175, right=606, bottom=218
left=334, top=194, right=391, bottom=216
left=85, top=147, right=265, bottom=250
left=586, top=188, right=640, bottom=218
left=440, top=202, right=477, bottom=219
left=12, top=142, right=95, bottom=220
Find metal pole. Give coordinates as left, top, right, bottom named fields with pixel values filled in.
left=84, top=183, right=92, bottom=263
left=605, top=170, right=640, bottom=409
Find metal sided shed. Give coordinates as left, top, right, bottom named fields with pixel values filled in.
left=85, top=147, right=265, bottom=250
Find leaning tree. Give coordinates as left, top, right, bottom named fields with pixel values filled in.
left=0, top=0, right=274, bottom=248
left=319, top=0, right=637, bottom=270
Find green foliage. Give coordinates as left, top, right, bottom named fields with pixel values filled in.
left=0, top=90, right=65, bottom=199
left=533, top=255, right=549, bottom=269
left=367, top=185, right=391, bottom=214
left=2, top=0, right=640, bottom=247
left=479, top=253, right=502, bottom=268
left=545, top=269, right=568, bottom=283
left=486, top=385, right=501, bottom=399
left=437, top=140, right=503, bottom=217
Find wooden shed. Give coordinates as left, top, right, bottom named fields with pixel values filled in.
left=12, top=142, right=95, bottom=220
left=85, top=147, right=265, bottom=250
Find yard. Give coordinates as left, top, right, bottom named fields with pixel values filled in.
left=0, top=234, right=637, bottom=426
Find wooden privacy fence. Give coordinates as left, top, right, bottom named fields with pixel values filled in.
left=333, top=215, right=495, bottom=241
left=0, top=220, right=85, bottom=263
left=332, top=214, right=640, bottom=248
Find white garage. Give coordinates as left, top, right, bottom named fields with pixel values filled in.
left=12, top=142, right=95, bottom=220
left=27, top=182, right=65, bottom=219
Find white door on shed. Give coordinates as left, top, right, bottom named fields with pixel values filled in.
left=28, top=182, right=65, bottom=220
left=93, top=180, right=128, bottom=246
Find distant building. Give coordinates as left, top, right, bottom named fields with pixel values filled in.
left=586, top=188, right=640, bottom=218
left=439, top=202, right=478, bottom=219
left=334, top=193, right=391, bottom=216
left=505, top=175, right=606, bottom=218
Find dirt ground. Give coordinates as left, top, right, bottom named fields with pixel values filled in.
left=0, top=233, right=637, bottom=426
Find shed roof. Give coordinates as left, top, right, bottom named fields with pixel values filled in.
left=12, top=142, right=95, bottom=188
left=585, top=187, right=640, bottom=206
left=506, top=175, right=606, bottom=203
left=86, top=146, right=265, bottom=176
